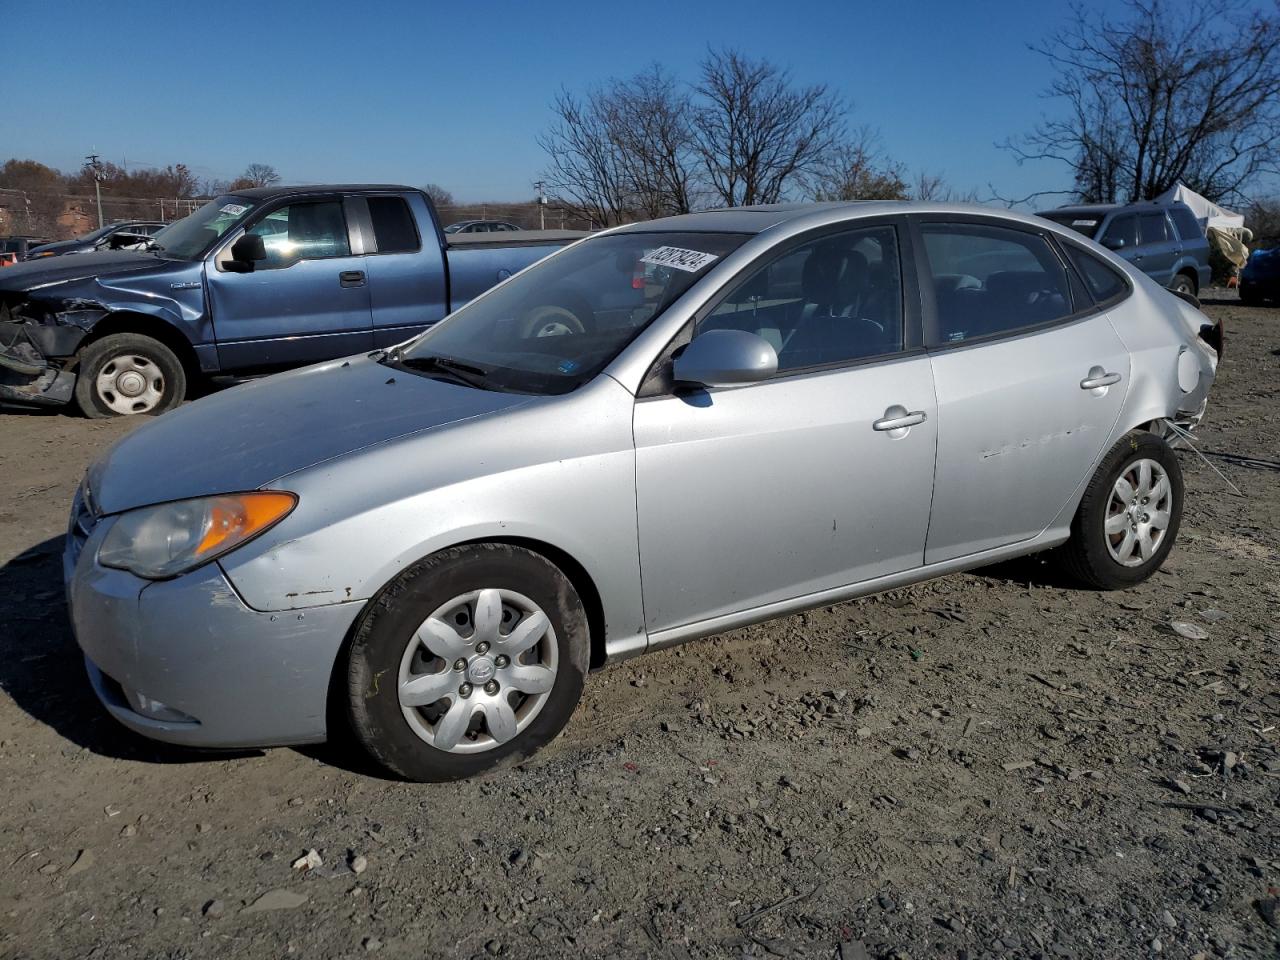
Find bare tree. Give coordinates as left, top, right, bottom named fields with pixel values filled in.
left=1008, top=0, right=1280, bottom=204
left=811, top=128, right=908, bottom=201
left=240, top=163, right=281, bottom=188
left=422, top=183, right=454, bottom=209
left=538, top=88, right=634, bottom=227
left=911, top=171, right=981, bottom=203
left=693, top=48, right=845, bottom=206
left=1247, top=197, right=1280, bottom=249
left=601, top=65, right=698, bottom=218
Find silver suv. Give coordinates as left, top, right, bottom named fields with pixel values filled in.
left=1038, top=200, right=1210, bottom=297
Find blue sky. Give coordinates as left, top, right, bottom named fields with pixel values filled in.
left=3, top=1, right=1145, bottom=205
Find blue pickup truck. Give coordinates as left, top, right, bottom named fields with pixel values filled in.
left=0, top=184, right=580, bottom=417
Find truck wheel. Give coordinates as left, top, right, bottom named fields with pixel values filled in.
left=1169, top=273, right=1196, bottom=297
left=1057, top=431, right=1183, bottom=590
left=74, top=333, right=187, bottom=418
left=346, top=543, right=590, bottom=782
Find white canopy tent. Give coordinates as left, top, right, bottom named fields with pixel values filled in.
left=1155, top=182, right=1246, bottom=231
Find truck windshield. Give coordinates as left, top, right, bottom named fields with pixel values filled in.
left=151, top=196, right=257, bottom=259
left=397, top=231, right=749, bottom=394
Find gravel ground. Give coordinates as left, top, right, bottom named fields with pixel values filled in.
left=1, top=300, right=1276, bottom=960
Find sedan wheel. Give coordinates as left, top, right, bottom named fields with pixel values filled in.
left=346, top=544, right=589, bottom=781
left=1059, top=431, right=1183, bottom=589
left=397, top=588, right=559, bottom=754
left=1103, top=458, right=1172, bottom=567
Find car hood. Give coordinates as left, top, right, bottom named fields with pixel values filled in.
left=0, top=250, right=174, bottom=293
left=87, top=355, right=536, bottom=515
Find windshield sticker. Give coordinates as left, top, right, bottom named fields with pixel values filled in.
left=1071, top=219, right=1098, bottom=226
left=640, top=246, right=719, bottom=273
left=219, top=203, right=248, bottom=216
left=557, top=359, right=580, bottom=374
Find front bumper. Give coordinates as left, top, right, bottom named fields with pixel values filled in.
left=64, top=514, right=364, bottom=748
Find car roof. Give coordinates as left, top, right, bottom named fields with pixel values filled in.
left=226, top=183, right=416, bottom=201
left=609, top=201, right=1062, bottom=236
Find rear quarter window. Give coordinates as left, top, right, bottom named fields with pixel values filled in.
left=1169, top=206, right=1204, bottom=242
left=1064, top=244, right=1128, bottom=304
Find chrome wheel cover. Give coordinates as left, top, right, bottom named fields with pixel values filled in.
left=1105, top=458, right=1172, bottom=567
left=397, top=588, right=558, bottom=754
left=95, top=354, right=165, bottom=415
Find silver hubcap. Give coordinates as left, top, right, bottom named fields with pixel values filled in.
left=96, top=354, right=165, bottom=415
left=397, top=588, right=558, bottom=754
left=1105, top=458, right=1172, bottom=567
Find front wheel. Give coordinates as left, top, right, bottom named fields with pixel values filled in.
left=1169, top=273, right=1196, bottom=297
left=346, top=544, right=589, bottom=781
left=1057, top=431, right=1184, bottom=589
left=74, top=333, right=187, bottom=418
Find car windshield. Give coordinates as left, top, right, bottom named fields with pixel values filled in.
left=396, top=231, right=749, bottom=394
left=1038, top=212, right=1103, bottom=238
left=151, top=196, right=257, bottom=259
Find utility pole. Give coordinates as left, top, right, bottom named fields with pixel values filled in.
left=535, top=180, right=546, bottom=230
left=85, top=153, right=105, bottom=229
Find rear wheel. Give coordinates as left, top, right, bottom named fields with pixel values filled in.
left=1058, top=431, right=1183, bottom=589
left=74, top=333, right=186, bottom=418
left=346, top=544, right=589, bottom=781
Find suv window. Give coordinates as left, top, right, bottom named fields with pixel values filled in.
left=699, top=225, right=903, bottom=371
left=1064, top=244, right=1128, bottom=303
left=1169, top=205, right=1203, bottom=242
left=247, top=201, right=350, bottom=269
left=1101, top=215, right=1138, bottom=249
left=920, top=222, right=1073, bottom=344
left=367, top=196, right=419, bottom=253
left=1140, top=213, right=1170, bottom=245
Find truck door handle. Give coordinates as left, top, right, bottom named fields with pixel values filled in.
left=1080, top=370, right=1121, bottom=390
left=339, top=270, right=366, bottom=287
left=873, top=408, right=928, bottom=432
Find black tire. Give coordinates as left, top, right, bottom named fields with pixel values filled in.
left=1239, top=289, right=1263, bottom=307
left=74, top=333, right=187, bottom=418
left=1169, top=272, right=1196, bottom=297
left=346, top=543, right=589, bottom=782
left=1058, top=431, right=1184, bottom=590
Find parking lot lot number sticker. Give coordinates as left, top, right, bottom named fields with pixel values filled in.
left=220, top=203, right=248, bottom=216
left=640, top=246, right=719, bottom=272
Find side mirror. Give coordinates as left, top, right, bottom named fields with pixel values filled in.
left=1101, top=235, right=1125, bottom=251
left=224, top=233, right=267, bottom=273
left=673, top=329, right=778, bottom=389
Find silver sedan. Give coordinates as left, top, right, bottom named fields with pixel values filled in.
left=64, top=202, right=1221, bottom=780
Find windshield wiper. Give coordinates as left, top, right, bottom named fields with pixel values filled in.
left=397, top=353, right=491, bottom=388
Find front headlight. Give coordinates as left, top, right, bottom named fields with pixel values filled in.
left=99, top=491, right=297, bottom=580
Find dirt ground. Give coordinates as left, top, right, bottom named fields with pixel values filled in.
left=1, top=300, right=1276, bottom=960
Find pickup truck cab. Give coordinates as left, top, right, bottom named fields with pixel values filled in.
left=1037, top=200, right=1210, bottom=297
left=0, top=184, right=580, bottom=416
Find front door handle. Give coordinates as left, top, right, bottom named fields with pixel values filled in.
left=873, top=407, right=928, bottom=433
left=339, top=270, right=366, bottom=287
left=1080, top=369, right=1122, bottom=390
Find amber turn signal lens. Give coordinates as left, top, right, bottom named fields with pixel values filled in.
left=195, top=492, right=298, bottom=557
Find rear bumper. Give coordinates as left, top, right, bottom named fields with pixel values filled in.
left=64, top=517, right=364, bottom=748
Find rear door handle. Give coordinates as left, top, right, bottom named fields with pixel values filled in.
left=339, top=270, right=366, bottom=287
left=1080, top=370, right=1121, bottom=390
left=873, top=408, right=928, bottom=432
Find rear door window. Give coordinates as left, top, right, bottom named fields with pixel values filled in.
left=1139, top=213, right=1170, bottom=245
left=920, top=222, right=1074, bottom=345
left=367, top=196, right=420, bottom=253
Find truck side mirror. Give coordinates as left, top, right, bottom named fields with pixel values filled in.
left=225, top=234, right=267, bottom=273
